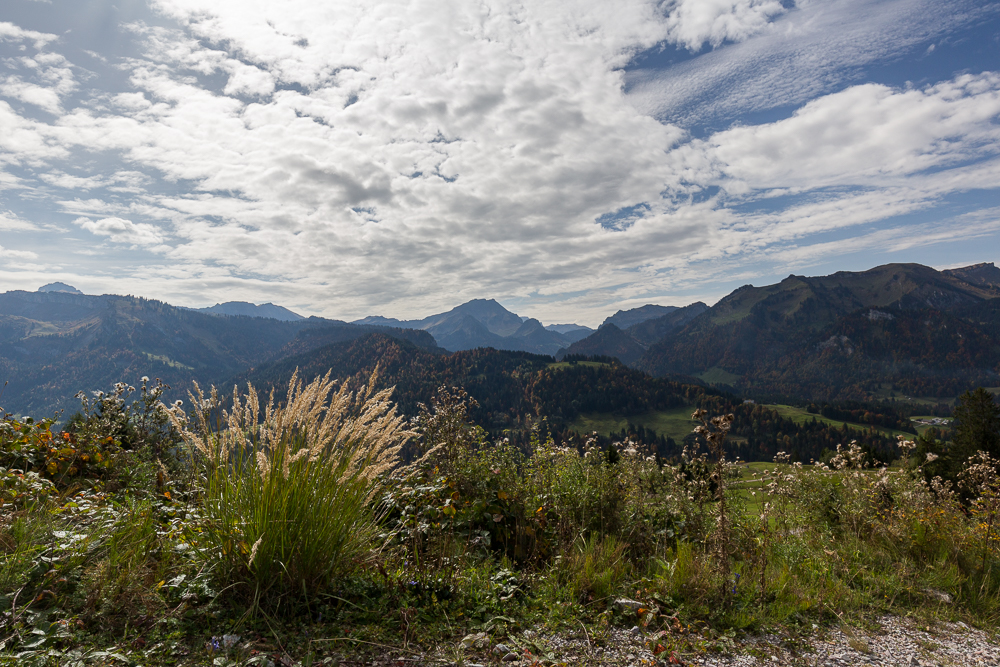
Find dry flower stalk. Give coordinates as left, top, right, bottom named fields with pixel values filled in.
left=168, top=368, right=412, bottom=485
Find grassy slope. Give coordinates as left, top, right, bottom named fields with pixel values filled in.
left=545, top=361, right=610, bottom=371
left=695, top=366, right=740, bottom=385
left=765, top=403, right=914, bottom=439
left=569, top=403, right=913, bottom=448
left=569, top=405, right=698, bottom=442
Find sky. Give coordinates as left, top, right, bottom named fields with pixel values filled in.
left=0, top=0, right=998, bottom=327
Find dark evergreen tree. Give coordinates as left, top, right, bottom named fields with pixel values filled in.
left=951, top=387, right=1000, bottom=472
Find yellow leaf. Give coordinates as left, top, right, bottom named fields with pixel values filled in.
left=164, top=491, right=172, bottom=500
left=498, top=491, right=508, bottom=501
left=156, top=580, right=165, bottom=589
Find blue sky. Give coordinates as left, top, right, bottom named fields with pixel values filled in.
left=0, top=0, right=998, bottom=326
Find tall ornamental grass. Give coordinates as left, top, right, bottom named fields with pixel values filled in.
left=171, top=370, right=411, bottom=597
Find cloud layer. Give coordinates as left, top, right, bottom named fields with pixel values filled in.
left=0, top=0, right=997, bottom=324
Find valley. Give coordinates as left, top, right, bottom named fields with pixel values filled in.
left=2, top=262, right=999, bottom=666
left=2, top=262, right=997, bottom=465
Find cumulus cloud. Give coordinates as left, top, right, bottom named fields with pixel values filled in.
left=0, top=21, right=57, bottom=48
left=0, top=1, right=997, bottom=323
left=663, top=0, right=786, bottom=51
left=0, top=244, right=38, bottom=259
left=0, top=45, right=77, bottom=114
left=73, top=216, right=166, bottom=246
left=0, top=210, right=39, bottom=231
left=626, top=0, right=993, bottom=126
left=669, top=73, right=1000, bottom=193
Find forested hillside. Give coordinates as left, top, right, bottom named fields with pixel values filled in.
left=2, top=261, right=988, bottom=464
left=563, top=263, right=1000, bottom=403
left=241, top=334, right=904, bottom=462
left=0, top=290, right=436, bottom=417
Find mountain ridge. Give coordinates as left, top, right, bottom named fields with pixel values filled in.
left=0, top=290, right=436, bottom=417
left=636, top=262, right=1000, bottom=401
left=353, top=298, right=578, bottom=355
left=2, top=260, right=998, bottom=416
left=194, top=301, right=304, bottom=321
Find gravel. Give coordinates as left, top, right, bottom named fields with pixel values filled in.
left=336, top=616, right=999, bottom=667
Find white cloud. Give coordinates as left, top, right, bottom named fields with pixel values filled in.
left=73, top=216, right=166, bottom=246
left=40, top=172, right=107, bottom=190
left=0, top=39, right=77, bottom=114
left=0, top=244, right=38, bottom=259
left=0, top=210, right=39, bottom=231
left=670, top=73, right=1000, bottom=193
left=0, top=76, right=65, bottom=114
left=0, top=101, right=70, bottom=163
left=222, top=60, right=275, bottom=97
left=626, top=0, right=992, bottom=125
left=763, top=210, right=1000, bottom=267
left=0, top=21, right=57, bottom=49
left=663, top=0, right=786, bottom=51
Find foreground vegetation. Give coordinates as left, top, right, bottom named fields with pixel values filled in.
left=1, top=374, right=998, bottom=666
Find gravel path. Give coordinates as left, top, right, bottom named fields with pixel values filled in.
left=351, top=616, right=999, bottom=667
left=579, top=616, right=997, bottom=667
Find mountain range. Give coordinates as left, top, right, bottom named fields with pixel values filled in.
left=565, top=262, right=1000, bottom=401
left=353, top=298, right=593, bottom=355
left=0, top=289, right=436, bottom=417
left=1, top=261, right=998, bottom=418
left=193, top=301, right=304, bottom=321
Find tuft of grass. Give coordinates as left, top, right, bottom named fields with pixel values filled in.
left=558, top=536, right=633, bottom=606
left=0, top=508, right=53, bottom=596
left=174, top=370, right=412, bottom=601
left=82, top=497, right=168, bottom=621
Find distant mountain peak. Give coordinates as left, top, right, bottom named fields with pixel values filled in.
left=944, top=262, right=1000, bottom=291
left=602, top=304, right=677, bottom=330
left=545, top=323, right=593, bottom=334
left=38, top=282, right=83, bottom=294
left=352, top=298, right=580, bottom=354
left=557, top=322, right=646, bottom=366
left=197, top=301, right=303, bottom=321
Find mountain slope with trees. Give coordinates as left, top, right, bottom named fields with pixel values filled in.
left=353, top=298, right=582, bottom=355
left=0, top=290, right=436, bottom=417
left=557, top=263, right=999, bottom=402
left=638, top=263, right=1000, bottom=401
left=239, top=333, right=905, bottom=462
